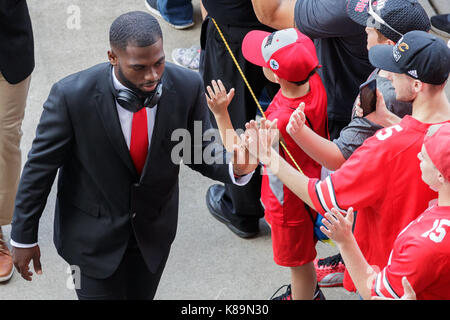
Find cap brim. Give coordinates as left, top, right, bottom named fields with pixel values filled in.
left=346, top=0, right=370, bottom=27
left=369, top=44, right=403, bottom=74
left=242, top=30, right=270, bottom=67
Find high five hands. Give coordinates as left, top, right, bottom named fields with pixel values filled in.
left=241, top=118, right=279, bottom=166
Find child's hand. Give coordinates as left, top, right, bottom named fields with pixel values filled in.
left=205, top=80, right=235, bottom=116
left=242, top=119, right=278, bottom=166
left=242, top=120, right=260, bottom=161
left=259, top=118, right=279, bottom=148
left=287, top=102, right=306, bottom=138
left=320, top=207, right=354, bottom=246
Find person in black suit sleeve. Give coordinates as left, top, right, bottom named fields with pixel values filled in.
left=10, top=11, right=256, bottom=300
left=0, top=0, right=34, bottom=283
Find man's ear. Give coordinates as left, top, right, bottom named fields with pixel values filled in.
left=437, top=171, right=446, bottom=185
left=108, top=50, right=118, bottom=66
left=273, top=73, right=281, bottom=84
left=386, top=39, right=396, bottom=46
left=413, top=79, right=423, bottom=94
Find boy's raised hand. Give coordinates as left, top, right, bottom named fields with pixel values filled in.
left=286, top=102, right=306, bottom=138
left=205, top=80, right=235, bottom=116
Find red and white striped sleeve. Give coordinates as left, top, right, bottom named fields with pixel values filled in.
left=307, top=176, right=348, bottom=215
left=371, top=268, right=402, bottom=299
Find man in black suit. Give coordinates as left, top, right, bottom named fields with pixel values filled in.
left=0, top=0, right=34, bottom=283
left=11, top=11, right=256, bottom=300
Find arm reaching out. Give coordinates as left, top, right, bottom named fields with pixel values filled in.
left=320, top=208, right=378, bottom=300
left=205, top=80, right=258, bottom=176
left=371, top=277, right=417, bottom=300
left=242, top=118, right=314, bottom=208
left=205, top=80, right=237, bottom=153
left=251, top=0, right=296, bottom=30
left=287, top=102, right=346, bottom=171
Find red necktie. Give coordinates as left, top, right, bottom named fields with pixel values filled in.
left=130, top=108, right=149, bottom=175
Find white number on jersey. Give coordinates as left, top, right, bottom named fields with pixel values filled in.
left=376, top=124, right=403, bottom=141
left=421, top=219, right=450, bottom=243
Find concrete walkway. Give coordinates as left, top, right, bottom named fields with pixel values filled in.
left=0, top=0, right=448, bottom=300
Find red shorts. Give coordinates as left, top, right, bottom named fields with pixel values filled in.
left=268, top=219, right=317, bottom=267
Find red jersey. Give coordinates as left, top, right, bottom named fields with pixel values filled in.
left=372, top=205, right=450, bottom=300
left=308, top=116, right=449, bottom=291
left=262, top=73, right=328, bottom=226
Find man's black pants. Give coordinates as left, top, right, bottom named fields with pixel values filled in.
left=75, top=235, right=168, bottom=300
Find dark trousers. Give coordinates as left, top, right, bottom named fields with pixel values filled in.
left=75, top=235, right=169, bottom=300
left=200, top=18, right=277, bottom=223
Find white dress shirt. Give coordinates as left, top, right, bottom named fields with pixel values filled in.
left=11, top=70, right=252, bottom=248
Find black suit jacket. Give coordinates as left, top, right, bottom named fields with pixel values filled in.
left=0, top=0, right=34, bottom=84
left=11, top=62, right=232, bottom=278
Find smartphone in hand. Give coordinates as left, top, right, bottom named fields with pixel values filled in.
left=359, top=78, right=377, bottom=117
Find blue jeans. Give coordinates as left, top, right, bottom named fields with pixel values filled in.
left=157, top=0, right=193, bottom=26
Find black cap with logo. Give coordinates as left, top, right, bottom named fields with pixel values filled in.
left=347, top=0, right=430, bottom=43
left=369, top=30, right=450, bottom=85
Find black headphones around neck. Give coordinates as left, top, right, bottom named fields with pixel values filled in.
left=111, top=68, right=163, bottom=113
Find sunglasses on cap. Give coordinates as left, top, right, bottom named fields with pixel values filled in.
left=368, top=0, right=403, bottom=38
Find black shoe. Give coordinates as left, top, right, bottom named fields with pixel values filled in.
left=431, top=14, right=450, bottom=37
left=270, top=284, right=325, bottom=300
left=313, top=284, right=326, bottom=300
left=206, top=184, right=259, bottom=238
left=270, top=285, right=292, bottom=300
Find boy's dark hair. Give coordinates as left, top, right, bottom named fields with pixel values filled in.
left=109, top=11, right=162, bottom=50
left=289, top=67, right=319, bottom=86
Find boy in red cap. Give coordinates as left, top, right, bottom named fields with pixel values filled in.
left=205, top=28, right=328, bottom=300
left=320, top=123, right=450, bottom=300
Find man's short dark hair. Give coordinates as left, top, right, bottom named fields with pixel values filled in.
left=109, top=11, right=162, bottom=51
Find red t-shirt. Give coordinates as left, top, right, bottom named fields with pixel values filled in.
left=372, top=205, right=450, bottom=300
left=262, top=73, right=328, bottom=226
left=308, top=116, right=449, bottom=291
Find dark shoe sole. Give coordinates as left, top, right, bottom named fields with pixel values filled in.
left=205, top=190, right=258, bottom=239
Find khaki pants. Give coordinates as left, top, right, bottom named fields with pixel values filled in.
left=0, top=72, right=30, bottom=226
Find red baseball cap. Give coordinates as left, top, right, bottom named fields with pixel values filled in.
left=242, top=28, right=320, bottom=82
left=424, top=123, right=450, bottom=182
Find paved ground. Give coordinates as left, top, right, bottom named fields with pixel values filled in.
left=0, top=0, right=448, bottom=300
